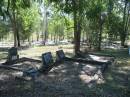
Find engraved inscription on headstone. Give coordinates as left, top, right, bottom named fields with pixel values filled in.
left=42, top=52, right=53, bottom=68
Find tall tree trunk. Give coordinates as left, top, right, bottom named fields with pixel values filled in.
left=36, top=33, right=39, bottom=41
left=54, top=31, right=56, bottom=43
left=13, top=28, right=17, bottom=47
left=16, top=27, right=20, bottom=47
left=8, top=0, right=20, bottom=47
left=107, top=0, right=113, bottom=44
left=98, top=13, right=103, bottom=51
left=121, top=0, right=128, bottom=47
left=12, top=11, right=18, bottom=47
left=44, top=8, right=48, bottom=44
left=51, top=33, right=53, bottom=41
left=73, top=0, right=81, bottom=55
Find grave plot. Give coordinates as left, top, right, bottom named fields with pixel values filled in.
left=56, top=50, right=111, bottom=73
left=0, top=58, right=42, bottom=95
left=0, top=58, right=41, bottom=76
left=0, top=57, right=41, bottom=77
left=51, top=51, right=106, bottom=84
left=77, top=51, right=115, bottom=63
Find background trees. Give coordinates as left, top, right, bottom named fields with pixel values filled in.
left=0, top=0, right=129, bottom=54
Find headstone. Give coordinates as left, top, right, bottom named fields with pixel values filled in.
left=7, top=47, right=19, bottom=62
left=56, top=50, right=66, bottom=62
left=42, top=52, right=53, bottom=68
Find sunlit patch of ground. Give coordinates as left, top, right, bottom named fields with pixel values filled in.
left=19, top=44, right=74, bottom=59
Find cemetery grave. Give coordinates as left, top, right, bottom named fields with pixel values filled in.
left=56, top=50, right=114, bottom=73
left=76, top=51, right=115, bottom=63
left=0, top=47, right=42, bottom=83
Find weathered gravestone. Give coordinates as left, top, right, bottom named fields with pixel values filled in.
left=56, top=50, right=66, bottom=62
left=40, top=52, right=54, bottom=72
left=7, top=47, right=19, bottom=62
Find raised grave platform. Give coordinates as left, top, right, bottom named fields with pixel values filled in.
left=56, top=50, right=112, bottom=73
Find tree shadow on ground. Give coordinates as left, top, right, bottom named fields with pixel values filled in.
left=91, top=48, right=129, bottom=59
left=0, top=63, right=127, bottom=97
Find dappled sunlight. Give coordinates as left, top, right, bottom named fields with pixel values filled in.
left=11, top=72, right=23, bottom=77
left=79, top=64, right=105, bottom=85
left=0, top=50, right=130, bottom=97
left=89, top=55, right=109, bottom=62
left=0, top=74, right=10, bottom=81
left=0, top=43, right=129, bottom=97
left=18, top=44, right=74, bottom=59
left=79, top=74, right=94, bottom=84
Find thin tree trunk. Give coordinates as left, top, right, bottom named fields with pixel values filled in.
left=44, top=8, right=48, bottom=44
left=16, top=27, right=20, bottom=47
left=12, top=12, right=18, bottom=47
left=98, top=13, right=103, bottom=51
left=36, top=33, right=39, bottom=41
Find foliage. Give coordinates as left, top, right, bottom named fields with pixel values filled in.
left=0, top=21, right=10, bottom=39
left=18, top=3, right=41, bottom=40
left=0, top=0, right=130, bottom=50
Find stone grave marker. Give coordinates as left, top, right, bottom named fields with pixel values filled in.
left=56, top=50, right=66, bottom=62
left=42, top=52, right=54, bottom=69
left=7, top=47, right=19, bottom=62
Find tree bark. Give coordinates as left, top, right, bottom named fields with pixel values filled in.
left=98, top=13, right=103, bottom=51
left=16, top=26, right=20, bottom=47
left=73, top=0, right=81, bottom=55
left=7, top=0, right=20, bottom=47
left=12, top=11, right=18, bottom=47
left=121, top=0, right=128, bottom=46
left=36, top=32, right=39, bottom=41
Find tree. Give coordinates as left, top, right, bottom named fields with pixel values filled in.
left=0, top=0, right=31, bottom=47
left=106, top=0, right=130, bottom=47
left=0, top=20, right=10, bottom=41
left=49, top=0, right=88, bottom=54
left=121, top=0, right=130, bottom=46
left=85, top=0, right=107, bottom=50
left=48, top=10, right=66, bottom=42
left=18, top=3, right=41, bottom=42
